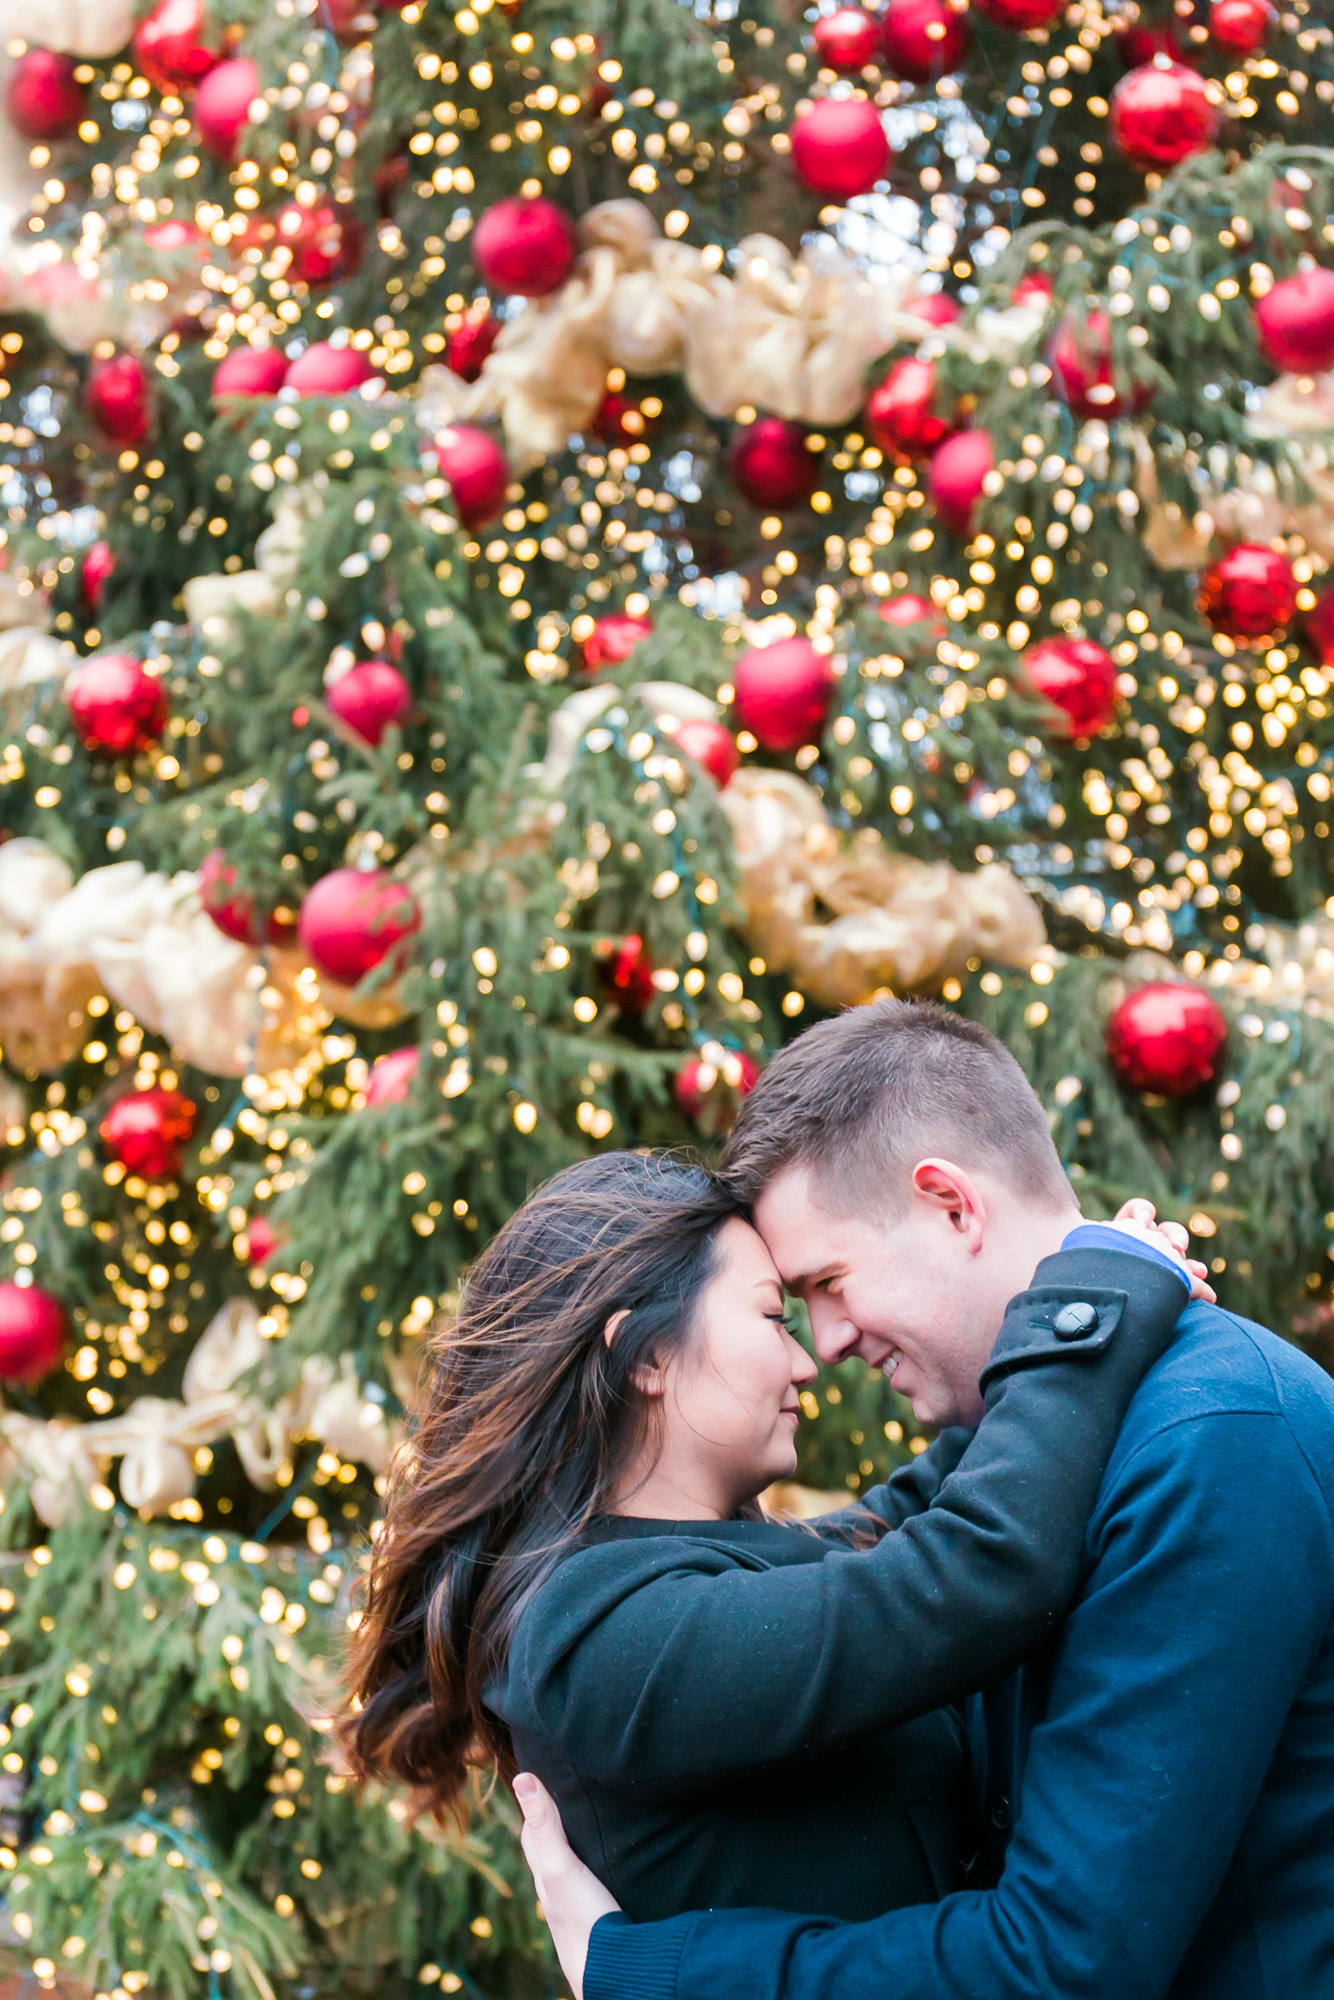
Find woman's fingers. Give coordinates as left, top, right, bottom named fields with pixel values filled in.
left=1114, top=1197, right=1157, bottom=1225
left=1157, top=1221, right=1190, bottom=1255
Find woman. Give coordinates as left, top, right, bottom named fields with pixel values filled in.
left=341, top=1151, right=1196, bottom=1924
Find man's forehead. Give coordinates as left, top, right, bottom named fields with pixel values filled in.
left=752, top=1168, right=857, bottom=1280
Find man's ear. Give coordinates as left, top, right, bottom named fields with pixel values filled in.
left=910, top=1158, right=987, bottom=1253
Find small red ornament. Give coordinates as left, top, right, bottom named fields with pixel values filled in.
left=100, top=1086, right=197, bottom=1180
left=194, top=56, right=258, bottom=159
left=85, top=353, right=151, bottom=446
left=812, top=9, right=880, bottom=72
left=1105, top=983, right=1227, bottom=1097
left=1048, top=312, right=1150, bottom=421
left=1110, top=60, right=1218, bottom=170
left=274, top=200, right=363, bottom=286
left=286, top=341, right=376, bottom=397
left=973, top=0, right=1063, bottom=27
left=1210, top=0, right=1272, bottom=52
left=879, top=592, right=941, bottom=629
left=674, top=718, right=739, bottom=788
left=142, top=217, right=204, bottom=258
left=598, top=934, right=657, bottom=1016
left=1254, top=270, right=1334, bottom=377
left=212, top=345, right=289, bottom=403
left=1198, top=545, right=1297, bottom=641
left=66, top=654, right=167, bottom=756
left=595, top=391, right=654, bottom=446
left=1020, top=638, right=1119, bottom=739
left=243, top=1215, right=281, bottom=1266
left=1113, top=25, right=1183, bottom=66
left=372, top=150, right=410, bottom=217
left=326, top=659, right=412, bottom=746
left=675, top=1049, right=760, bottom=1134
left=298, top=868, right=420, bottom=987
left=905, top=291, right=962, bottom=327
left=445, top=310, right=500, bottom=382
left=790, top=98, right=890, bottom=200
left=472, top=197, right=576, bottom=297
left=733, top=638, right=836, bottom=754
left=865, top=357, right=953, bottom=462
left=1304, top=588, right=1334, bottom=667
left=132, top=0, right=220, bottom=95
left=364, top=1045, right=420, bottom=1106
left=0, top=1283, right=67, bottom=1385
left=730, top=418, right=817, bottom=511
left=583, top=613, right=652, bottom=672
left=434, top=424, right=510, bottom=530
left=4, top=49, right=86, bottom=140
left=880, top=0, right=970, bottom=83
left=928, top=428, right=993, bottom=536
left=1012, top=270, right=1054, bottom=307
left=81, top=539, right=116, bottom=613
left=198, top=850, right=296, bottom=946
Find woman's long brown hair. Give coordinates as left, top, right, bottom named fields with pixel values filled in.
left=338, top=1149, right=740, bottom=1823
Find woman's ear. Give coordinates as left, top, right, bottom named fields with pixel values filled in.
left=604, top=1308, right=666, bottom=1399
left=603, top=1308, right=630, bottom=1350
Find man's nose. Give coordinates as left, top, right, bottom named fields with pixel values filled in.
left=808, top=1298, right=860, bottom=1367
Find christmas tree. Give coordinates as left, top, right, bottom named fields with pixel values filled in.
left=0, top=0, right=1333, bottom=1993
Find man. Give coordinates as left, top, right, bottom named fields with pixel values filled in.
left=516, top=999, right=1334, bottom=2000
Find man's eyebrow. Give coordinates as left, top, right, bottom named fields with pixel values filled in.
left=782, top=1264, right=839, bottom=1293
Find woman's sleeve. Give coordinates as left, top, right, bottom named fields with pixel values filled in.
left=504, top=1246, right=1185, bottom=1799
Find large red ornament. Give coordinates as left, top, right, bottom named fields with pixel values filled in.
left=973, top=0, right=1063, bottom=27
left=4, top=49, right=86, bottom=140
left=790, top=99, right=890, bottom=200
left=1020, top=638, right=1118, bottom=739
left=1253, top=270, right=1334, bottom=377
left=1210, top=0, right=1272, bottom=53
left=66, top=654, right=167, bottom=756
left=132, top=0, right=220, bottom=95
left=733, top=638, right=836, bottom=753
left=472, top=197, right=576, bottom=296
left=81, top=539, right=116, bottom=613
left=928, top=428, right=993, bottom=536
left=597, top=935, right=657, bottom=1016
left=364, top=1046, right=420, bottom=1106
left=85, top=353, right=151, bottom=446
left=1110, top=61, right=1218, bottom=170
left=1105, top=983, right=1227, bottom=1097
left=1198, top=545, right=1297, bottom=641
left=879, top=592, right=942, bottom=629
left=199, top=850, right=296, bottom=946
left=865, top=357, right=952, bottom=462
left=100, top=1087, right=197, bottom=1180
left=812, top=9, right=880, bottom=71
left=446, top=310, right=500, bottom=382
left=674, top=718, right=739, bottom=789
left=286, top=341, right=376, bottom=397
left=675, top=1049, right=760, bottom=1134
left=0, top=1283, right=67, bottom=1385
left=212, top=345, right=289, bottom=403
left=274, top=200, right=363, bottom=286
left=730, top=418, right=817, bottom=510
left=1048, top=312, right=1149, bottom=420
left=583, top=613, right=652, bottom=672
left=298, top=868, right=420, bottom=987
left=194, top=56, right=258, bottom=159
left=434, top=424, right=510, bottom=530
left=1305, top=588, right=1334, bottom=667
left=326, top=659, right=412, bottom=746
left=881, top=0, right=971, bottom=83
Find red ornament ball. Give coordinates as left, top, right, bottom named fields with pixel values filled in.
left=879, top=592, right=942, bottom=629
left=274, top=200, right=363, bottom=286
left=1113, top=24, right=1183, bottom=66
left=66, top=654, right=167, bottom=757
left=730, top=417, right=817, bottom=511
left=81, top=539, right=116, bottom=613
left=791, top=98, right=890, bottom=200
left=212, top=345, right=289, bottom=404
left=1198, top=544, right=1297, bottom=641
left=973, top=0, right=1063, bottom=27
left=583, top=613, right=652, bottom=672
left=326, top=659, right=412, bottom=747
left=675, top=718, right=739, bottom=789
left=242, top=1216, right=281, bottom=1267
left=194, top=56, right=259, bottom=159
left=132, top=0, right=220, bottom=94
left=1210, top=0, right=1272, bottom=52
left=1048, top=311, right=1150, bottom=421
left=364, top=1046, right=420, bottom=1106
left=812, top=9, right=880, bottom=71
left=1253, top=269, right=1334, bottom=377
left=473, top=197, right=576, bottom=296
left=733, top=637, right=836, bottom=754
left=446, top=310, right=500, bottom=382
left=434, top=424, right=510, bottom=530
left=1021, top=638, right=1119, bottom=739
left=100, top=1086, right=197, bottom=1181
left=595, top=391, right=655, bottom=447
left=86, top=353, right=151, bottom=446
left=598, top=934, right=657, bottom=1016
left=1110, top=60, right=1218, bottom=170
left=286, top=341, right=376, bottom=397
left=906, top=291, right=961, bottom=327
left=0, top=1283, right=67, bottom=1385
left=928, top=428, right=993, bottom=536
left=4, top=49, right=85, bottom=140
left=1305, top=588, right=1334, bottom=667
left=1012, top=270, right=1054, bottom=308
left=865, top=357, right=953, bottom=462
left=675, top=1049, right=760, bottom=1134
left=199, top=850, right=296, bottom=946
left=298, top=868, right=420, bottom=987
left=1105, top=983, right=1227, bottom=1097
left=881, top=0, right=971, bottom=82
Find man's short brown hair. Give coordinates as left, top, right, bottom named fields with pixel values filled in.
left=720, top=998, right=1073, bottom=1218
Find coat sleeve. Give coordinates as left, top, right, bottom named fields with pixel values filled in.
left=584, top=1405, right=1334, bottom=2000
left=502, top=1247, right=1185, bottom=1798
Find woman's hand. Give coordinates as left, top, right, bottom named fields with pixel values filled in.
left=1109, top=1198, right=1216, bottom=1304
left=514, top=1772, right=621, bottom=2000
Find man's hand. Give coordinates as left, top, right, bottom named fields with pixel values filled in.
left=514, top=1773, right=621, bottom=2000
left=1109, top=1197, right=1216, bottom=1303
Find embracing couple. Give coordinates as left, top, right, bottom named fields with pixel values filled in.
left=343, top=1000, right=1334, bottom=2000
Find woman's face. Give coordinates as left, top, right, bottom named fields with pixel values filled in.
left=646, top=1217, right=819, bottom=1517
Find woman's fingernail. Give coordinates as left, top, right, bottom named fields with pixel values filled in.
left=514, top=1774, right=538, bottom=1811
